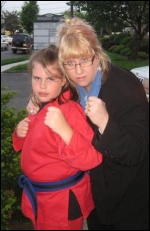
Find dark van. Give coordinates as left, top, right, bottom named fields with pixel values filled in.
left=11, top=33, right=33, bottom=54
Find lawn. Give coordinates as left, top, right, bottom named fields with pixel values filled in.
left=2, top=52, right=149, bottom=72
left=107, top=52, right=149, bottom=69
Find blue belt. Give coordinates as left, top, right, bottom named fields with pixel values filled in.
left=18, top=171, right=85, bottom=218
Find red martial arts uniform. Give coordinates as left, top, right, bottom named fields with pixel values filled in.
left=12, top=90, right=102, bottom=230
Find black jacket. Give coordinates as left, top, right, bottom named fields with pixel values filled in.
left=89, top=64, right=149, bottom=224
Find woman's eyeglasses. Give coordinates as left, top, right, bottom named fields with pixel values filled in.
left=63, top=56, right=95, bottom=70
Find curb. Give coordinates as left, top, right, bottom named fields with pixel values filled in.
left=1, top=60, right=29, bottom=72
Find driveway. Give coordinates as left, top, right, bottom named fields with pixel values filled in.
left=1, top=72, right=31, bottom=111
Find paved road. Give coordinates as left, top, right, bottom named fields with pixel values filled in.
left=1, top=45, right=28, bottom=60
left=1, top=72, right=31, bottom=111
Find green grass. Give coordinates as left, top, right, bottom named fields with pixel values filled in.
left=7, top=63, right=29, bottom=72
left=107, top=52, right=149, bottom=69
left=1, top=52, right=149, bottom=72
left=1, top=55, right=30, bottom=66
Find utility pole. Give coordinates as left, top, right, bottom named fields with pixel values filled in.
left=70, top=1, right=74, bottom=18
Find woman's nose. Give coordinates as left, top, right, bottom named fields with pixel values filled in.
left=75, top=63, right=84, bottom=74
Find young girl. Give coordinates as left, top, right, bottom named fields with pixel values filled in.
left=12, top=45, right=102, bottom=230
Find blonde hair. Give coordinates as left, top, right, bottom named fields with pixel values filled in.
left=57, top=17, right=111, bottom=83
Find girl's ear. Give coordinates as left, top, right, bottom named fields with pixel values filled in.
left=62, top=77, right=67, bottom=87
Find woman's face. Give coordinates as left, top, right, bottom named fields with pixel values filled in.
left=63, top=56, right=99, bottom=92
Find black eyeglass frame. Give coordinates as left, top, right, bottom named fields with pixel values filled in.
left=63, top=55, right=95, bottom=70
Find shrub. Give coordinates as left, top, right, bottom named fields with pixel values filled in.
left=141, top=38, right=149, bottom=44
left=120, top=47, right=131, bottom=56
left=109, top=34, right=117, bottom=41
left=120, top=36, right=132, bottom=46
left=102, top=41, right=115, bottom=50
left=113, top=33, right=129, bottom=45
left=100, top=37, right=111, bottom=44
left=113, top=45, right=126, bottom=54
left=108, top=45, right=118, bottom=52
left=1, top=89, right=27, bottom=230
left=139, top=44, right=149, bottom=54
left=137, top=52, right=149, bottom=60
left=127, top=36, right=136, bottom=49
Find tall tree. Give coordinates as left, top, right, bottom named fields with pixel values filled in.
left=71, top=1, right=149, bottom=60
left=1, top=1, right=7, bottom=12
left=1, top=1, right=7, bottom=32
left=2, top=11, right=20, bottom=35
left=20, top=1, right=39, bottom=34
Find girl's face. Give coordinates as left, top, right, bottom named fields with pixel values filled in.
left=32, top=62, right=66, bottom=103
left=63, top=56, right=99, bottom=92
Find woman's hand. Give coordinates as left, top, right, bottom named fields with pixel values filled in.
left=26, top=99, right=40, bottom=115
left=85, top=96, right=109, bottom=133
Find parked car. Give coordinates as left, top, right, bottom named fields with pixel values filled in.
left=11, top=33, right=33, bottom=54
left=130, top=66, right=149, bottom=101
left=1, top=39, right=9, bottom=50
left=1, top=34, right=13, bottom=44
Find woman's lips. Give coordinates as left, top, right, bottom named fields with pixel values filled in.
left=76, top=76, right=86, bottom=82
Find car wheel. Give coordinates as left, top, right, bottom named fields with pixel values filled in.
left=5, top=44, right=9, bottom=50
left=12, top=49, right=17, bottom=54
left=27, top=48, right=32, bottom=54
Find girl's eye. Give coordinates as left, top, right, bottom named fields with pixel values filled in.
left=33, top=76, right=40, bottom=81
left=32, top=76, right=55, bottom=82
left=47, top=77, right=55, bottom=82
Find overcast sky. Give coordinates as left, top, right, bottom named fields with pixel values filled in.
left=2, top=1, right=70, bottom=15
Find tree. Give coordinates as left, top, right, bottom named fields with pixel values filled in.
left=20, top=1, right=39, bottom=34
left=71, top=1, right=149, bottom=60
left=1, top=1, right=7, bottom=12
left=1, top=1, right=7, bottom=33
left=2, top=11, right=20, bottom=35
left=63, top=9, right=87, bottom=21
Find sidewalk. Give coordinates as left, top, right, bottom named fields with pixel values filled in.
left=1, top=60, right=29, bottom=72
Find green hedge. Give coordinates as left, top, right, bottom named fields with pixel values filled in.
left=1, top=89, right=28, bottom=230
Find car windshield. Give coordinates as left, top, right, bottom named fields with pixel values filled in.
left=13, top=35, right=29, bottom=42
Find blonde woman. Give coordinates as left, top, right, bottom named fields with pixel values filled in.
left=27, top=18, right=149, bottom=230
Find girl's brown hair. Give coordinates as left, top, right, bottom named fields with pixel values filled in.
left=28, top=44, right=79, bottom=108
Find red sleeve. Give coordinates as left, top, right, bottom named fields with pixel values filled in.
left=12, top=129, right=25, bottom=152
left=58, top=102, right=103, bottom=170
